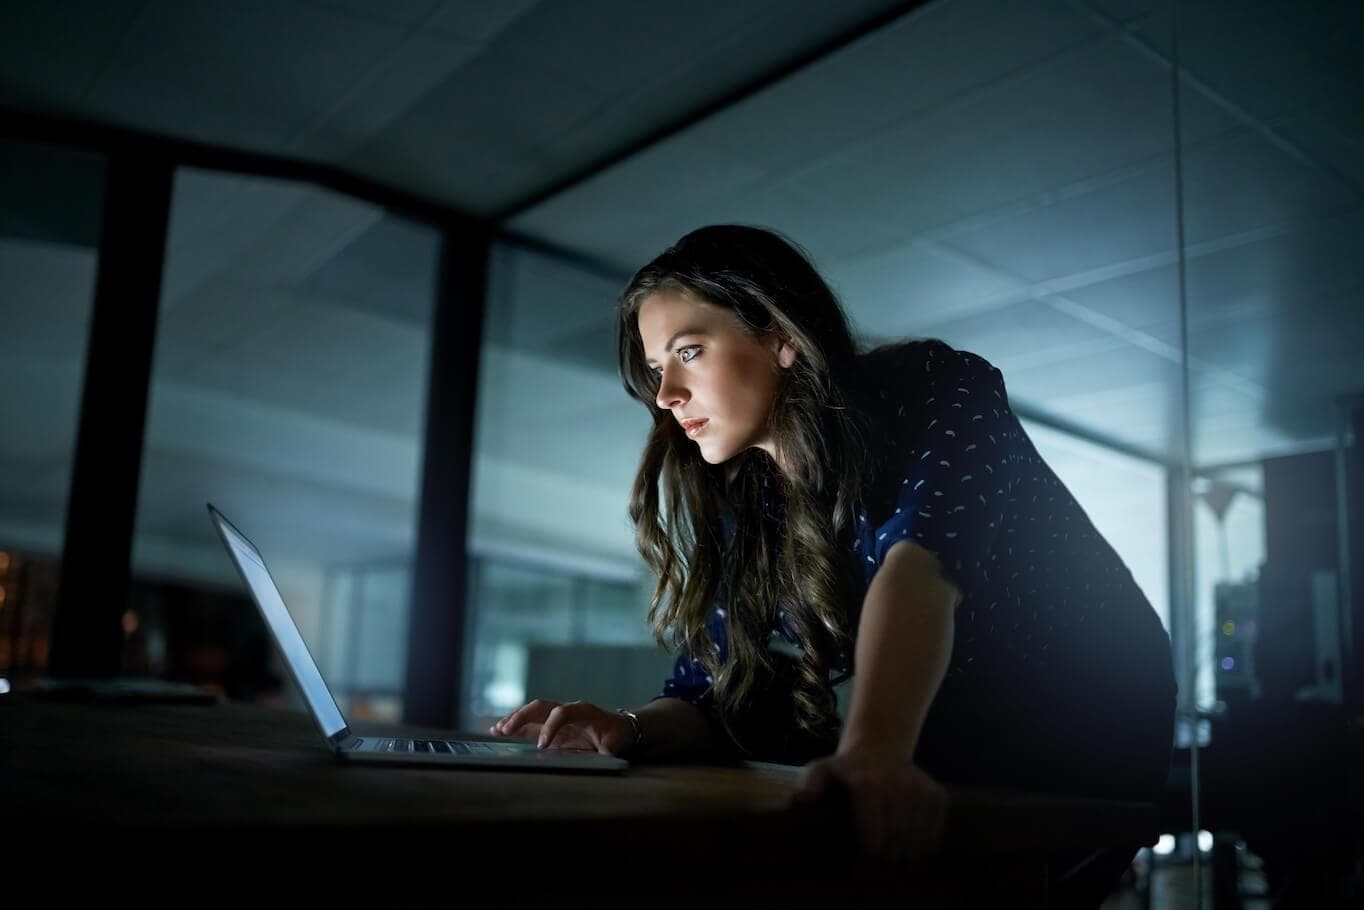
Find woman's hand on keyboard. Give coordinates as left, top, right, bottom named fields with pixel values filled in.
left=490, top=699, right=635, bottom=755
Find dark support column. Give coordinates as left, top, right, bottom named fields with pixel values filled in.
left=402, top=226, right=491, bottom=728
left=48, top=154, right=173, bottom=679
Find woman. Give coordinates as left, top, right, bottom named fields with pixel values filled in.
left=492, top=225, right=1176, bottom=882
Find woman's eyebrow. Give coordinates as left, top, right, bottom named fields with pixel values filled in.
left=645, top=327, right=709, bottom=365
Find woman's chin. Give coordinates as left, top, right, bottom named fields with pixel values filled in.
left=694, top=440, right=735, bottom=465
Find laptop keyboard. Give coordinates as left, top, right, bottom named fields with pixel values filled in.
left=375, top=738, right=525, bottom=755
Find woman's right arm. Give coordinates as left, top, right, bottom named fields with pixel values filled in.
left=490, top=695, right=721, bottom=761
left=631, top=696, right=722, bottom=760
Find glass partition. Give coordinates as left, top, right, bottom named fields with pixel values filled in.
left=1178, top=0, right=1362, bottom=903
left=127, top=168, right=441, bottom=718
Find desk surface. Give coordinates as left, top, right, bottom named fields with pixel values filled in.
left=1, top=694, right=1157, bottom=901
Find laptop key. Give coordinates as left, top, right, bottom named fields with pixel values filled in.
left=430, top=740, right=452, bottom=753
left=415, top=741, right=432, bottom=753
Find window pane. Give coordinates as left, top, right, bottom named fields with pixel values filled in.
left=466, top=243, right=662, bottom=727
left=0, top=138, right=105, bottom=683
left=128, top=168, right=440, bottom=717
left=1023, top=419, right=1171, bottom=633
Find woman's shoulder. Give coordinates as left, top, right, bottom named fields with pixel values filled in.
left=852, top=337, right=998, bottom=400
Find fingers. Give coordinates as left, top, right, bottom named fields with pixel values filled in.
left=490, top=700, right=620, bottom=753
left=537, top=701, right=594, bottom=749
left=489, top=699, right=559, bottom=737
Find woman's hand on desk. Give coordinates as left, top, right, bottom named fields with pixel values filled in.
left=791, top=747, right=949, bottom=866
left=490, top=699, right=635, bottom=755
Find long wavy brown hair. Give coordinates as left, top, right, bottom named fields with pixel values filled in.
left=618, top=225, right=870, bottom=748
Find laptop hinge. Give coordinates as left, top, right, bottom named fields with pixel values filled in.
left=328, top=727, right=359, bottom=751
left=335, top=734, right=364, bottom=752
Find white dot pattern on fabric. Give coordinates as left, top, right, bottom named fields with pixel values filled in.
left=856, top=344, right=1019, bottom=595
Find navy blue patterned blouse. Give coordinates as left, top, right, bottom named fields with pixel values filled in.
left=658, top=340, right=1176, bottom=793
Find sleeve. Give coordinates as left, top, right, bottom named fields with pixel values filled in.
left=658, top=652, right=715, bottom=705
left=654, top=603, right=725, bottom=707
left=867, top=343, right=1023, bottom=591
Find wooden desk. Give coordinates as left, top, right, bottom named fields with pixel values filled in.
left=0, top=694, right=1157, bottom=904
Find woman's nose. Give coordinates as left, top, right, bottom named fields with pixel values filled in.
left=656, top=371, right=688, bottom=410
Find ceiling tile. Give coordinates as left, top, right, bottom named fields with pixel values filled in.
left=823, top=239, right=1028, bottom=337
left=1273, top=111, right=1364, bottom=197
left=0, top=0, right=145, bottom=111
left=303, top=0, right=446, bottom=29
left=289, top=31, right=483, bottom=162
left=1179, top=124, right=1360, bottom=243
left=88, top=0, right=411, bottom=149
left=790, top=32, right=1237, bottom=240
left=425, top=0, right=541, bottom=42
left=926, top=298, right=1126, bottom=373
left=665, top=0, right=1109, bottom=177
left=1057, top=262, right=1182, bottom=347
left=1183, top=209, right=1364, bottom=329
left=942, top=161, right=1177, bottom=284
left=1169, top=0, right=1363, bottom=134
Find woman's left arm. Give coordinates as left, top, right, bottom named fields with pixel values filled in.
left=843, top=539, right=959, bottom=757
left=792, top=538, right=960, bottom=864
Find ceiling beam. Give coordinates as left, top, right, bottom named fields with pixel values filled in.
left=0, top=106, right=480, bottom=232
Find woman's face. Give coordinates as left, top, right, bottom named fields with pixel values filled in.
left=638, top=289, right=795, bottom=467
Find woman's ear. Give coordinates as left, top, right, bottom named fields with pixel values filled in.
left=774, top=337, right=798, bottom=369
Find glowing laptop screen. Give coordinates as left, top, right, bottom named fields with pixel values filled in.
left=210, top=507, right=347, bottom=742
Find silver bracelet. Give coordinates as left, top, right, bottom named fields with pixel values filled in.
left=616, top=708, right=644, bottom=755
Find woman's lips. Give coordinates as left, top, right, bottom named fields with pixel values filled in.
left=682, top=419, right=709, bottom=438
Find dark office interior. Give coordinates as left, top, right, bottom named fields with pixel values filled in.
left=1, top=1, right=1361, bottom=906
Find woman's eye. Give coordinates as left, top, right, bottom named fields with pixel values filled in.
left=649, top=346, right=700, bottom=380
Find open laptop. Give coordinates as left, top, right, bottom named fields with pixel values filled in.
left=207, top=503, right=627, bottom=773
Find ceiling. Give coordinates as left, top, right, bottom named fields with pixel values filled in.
left=0, top=0, right=1360, bottom=578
